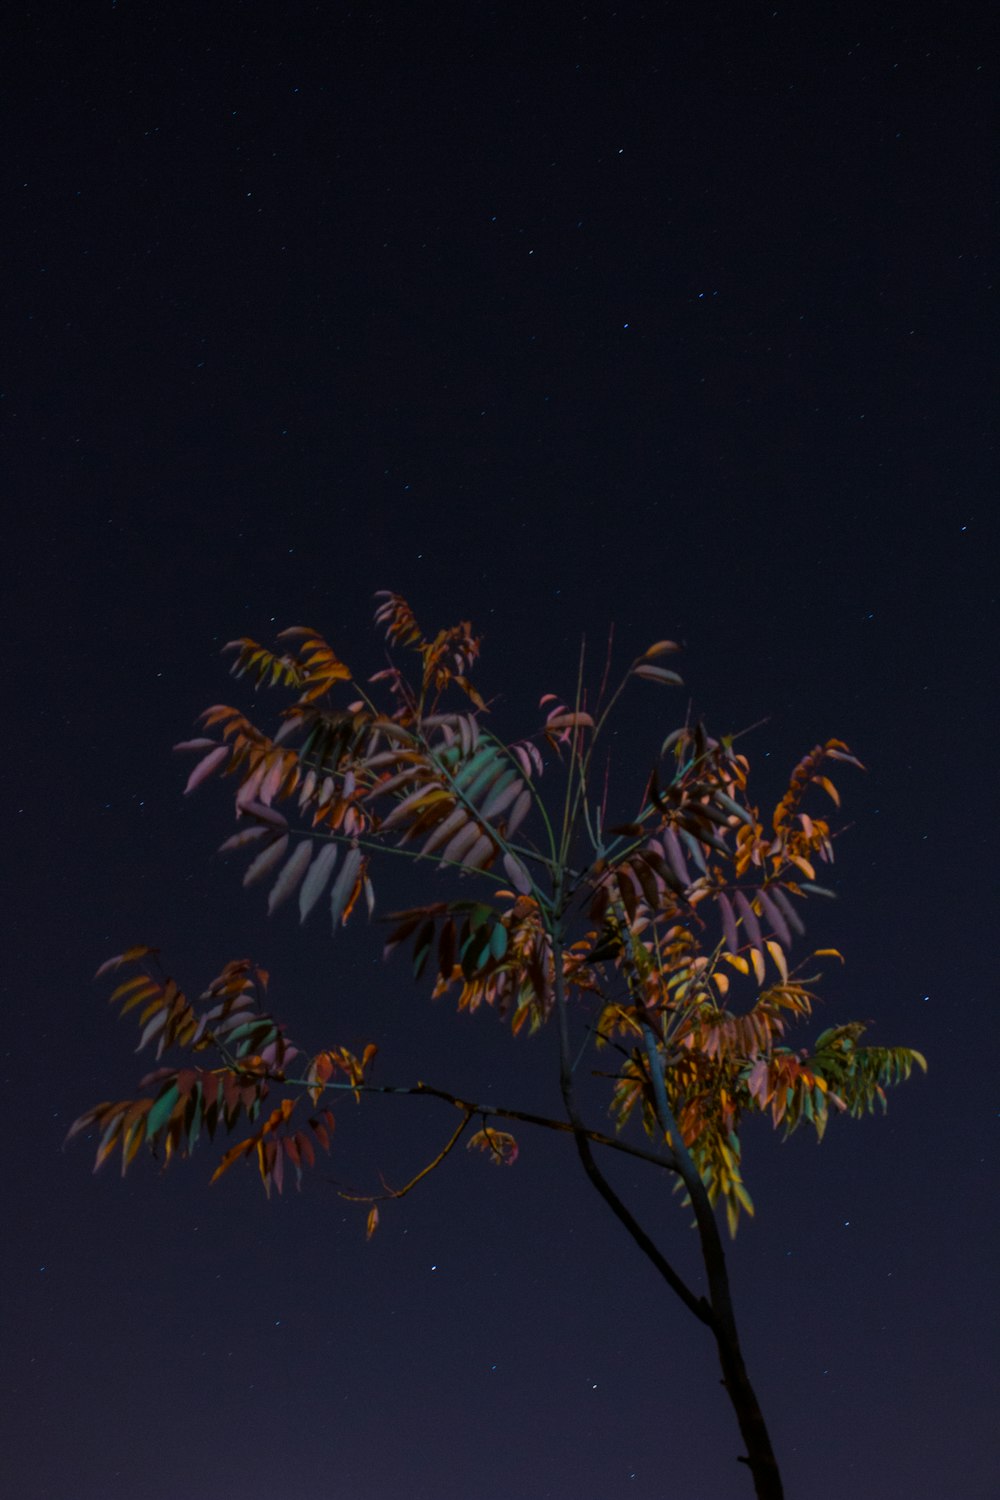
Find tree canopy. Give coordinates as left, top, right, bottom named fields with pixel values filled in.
left=69, top=591, right=925, bottom=1499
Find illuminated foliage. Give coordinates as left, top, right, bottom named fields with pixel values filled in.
left=69, top=592, right=925, bottom=1500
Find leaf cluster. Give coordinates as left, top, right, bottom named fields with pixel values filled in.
left=70, top=593, right=925, bottom=1235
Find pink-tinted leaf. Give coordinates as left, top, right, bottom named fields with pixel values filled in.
left=769, top=884, right=806, bottom=936
left=419, top=805, right=468, bottom=859
left=717, top=891, right=740, bottom=954
left=461, top=833, right=496, bottom=871
left=502, top=852, right=533, bottom=894
left=218, top=826, right=269, bottom=853
left=95, top=947, right=158, bottom=979
left=662, top=826, right=691, bottom=888
left=174, top=737, right=218, bottom=752
left=299, top=842, right=339, bottom=924
left=243, top=835, right=290, bottom=887
left=183, top=744, right=230, bottom=795
left=439, top=821, right=482, bottom=868
left=545, top=711, right=595, bottom=730
left=480, top=775, right=522, bottom=821
left=505, top=788, right=532, bottom=839
left=758, top=887, right=792, bottom=948
left=735, top=890, right=763, bottom=949
left=267, top=841, right=314, bottom=916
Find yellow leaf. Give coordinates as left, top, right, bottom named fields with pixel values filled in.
left=366, top=1206, right=380, bottom=1241
left=765, top=940, right=788, bottom=981
left=711, top=971, right=730, bottom=997
left=814, top=948, right=845, bottom=963
left=813, top=775, right=840, bottom=805
left=723, top=953, right=749, bottom=975
left=750, top=948, right=766, bottom=986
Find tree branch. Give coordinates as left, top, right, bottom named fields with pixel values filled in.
left=549, top=928, right=713, bottom=1328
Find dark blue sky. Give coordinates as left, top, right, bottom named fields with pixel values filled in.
left=5, top=5, right=996, bottom=1497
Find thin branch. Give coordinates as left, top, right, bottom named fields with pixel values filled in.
left=549, top=926, right=712, bottom=1328
left=338, top=1108, right=473, bottom=1203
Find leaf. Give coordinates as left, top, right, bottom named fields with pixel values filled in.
left=544, top=712, right=595, bottom=730
left=243, top=835, right=290, bottom=887
left=502, top=851, right=533, bottom=895
left=299, top=842, right=339, bottom=924
left=183, top=744, right=230, bottom=795
left=758, top=888, right=793, bottom=948
left=765, top=940, right=788, bottom=981
left=467, top=1128, right=519, bottom=1165
left=267, top=841, right=314, bottom=915
left=95, top=946, right=158, bottom=978
left=479, top=774, right=523, bottom=821
left=505, top=788, right=533, bottom=839
left=734, top=891, right=762, bottom=950
left=641, top=640, right=681, bottom=657
left=632, top=664, right=684, bottom=686
left=146, top=1083, right=180, bottom=1138
left=366, top=1205, right=380, bottom=1241
left=716, top=892, right=739, bottom=955
left=750, top=948, right=766, bottom=986
left=330, top=846, right=362, bottom=929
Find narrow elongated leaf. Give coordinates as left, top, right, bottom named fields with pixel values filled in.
left=662, top=826, right=691, bottom=888
left=641, top=640, right=681, bottom=657
left=765, top=940, right=788, bottom=981
left=243, top=835, right=290, bottom=887
left=502, top=851, right=533, bottom=894
left=439, top=821, right=483, bottom=868
left=758, top=888, right=792, bottom=948
left=330, top=847, right=362, bottom=929
left=267, top=840, right=314, bottom=915
left=419, top=804, right=468, bottom=858
left=769, top=884, right=806, bottom=936
left=299, top=842, right=339, bottom=924
left=545, top=711, right=595, bottom=730
left=717, top=891, right=740, bottom=954
left=505, top=788, right=532, bottom=839
left=734, top=891, right=763, bottom=949
left=464, top=833, right=498, bottom=872
left=632, top=664, right=684, bottom=686
left=480, top=773, right=522, bottom=821
left=218, top=826, right=269, bottom=853
left=183, top=745, right=230, bottom=794
left=146, top=1083, right=181, bottom=1138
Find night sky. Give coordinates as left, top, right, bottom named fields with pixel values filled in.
left=5, top=5, right=997, bottom=1498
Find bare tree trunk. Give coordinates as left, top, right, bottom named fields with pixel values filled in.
left=713, top=1318, right=784, bottom=1499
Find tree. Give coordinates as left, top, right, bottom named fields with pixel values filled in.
left=69, top=592, right=926, bottom=1499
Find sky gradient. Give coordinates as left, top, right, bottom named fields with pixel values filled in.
left=5, top=5, right=996, bottom=1498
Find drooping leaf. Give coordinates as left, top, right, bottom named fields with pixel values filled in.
left=632, top=664, right=684, bottom=686
left=243, top=835, right=291, bottom=887
left=299, top=841, right=339, bottom=924
left=329, top=846, right=362, bottom=929
left=267, top=840, right=314, bottom=915
left=183, top=744, right=230, bottom=795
